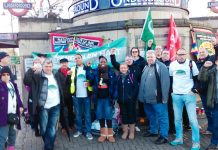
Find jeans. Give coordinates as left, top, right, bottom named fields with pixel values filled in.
left=200, top=93, right=213, bottom=132
left=211, top=103, right=218, bottom=145
left=0, top=125, right=16, bottom=149
left=172, top=93, right=200, bottom=143
left=143, top=103, right=169, bottom=139
left=73, top=97, right=91, bottom=133
left=96, top=98, right=113, bottom=120
left=39, top=104, right=60, bottom=150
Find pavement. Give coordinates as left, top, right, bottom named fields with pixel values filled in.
left=15, top=115, right=211, bottom=150
left=14, top=99, right=211, bottom=150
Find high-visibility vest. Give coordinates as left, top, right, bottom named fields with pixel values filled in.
left=70, top=66, right=93, bottom=94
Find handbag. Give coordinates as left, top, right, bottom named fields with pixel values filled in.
left=7, top=113, right=19, bottom=125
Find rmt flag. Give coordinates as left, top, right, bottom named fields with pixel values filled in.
left=167, top=15, right=181, bottom=61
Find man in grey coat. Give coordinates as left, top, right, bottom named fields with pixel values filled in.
left=138, top=50, right=170, bottom=145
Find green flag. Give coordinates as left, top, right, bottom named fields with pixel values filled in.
left=140, top=7, right=156, bottom=51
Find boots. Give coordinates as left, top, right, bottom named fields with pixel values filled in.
left=128, top=124, right=135, bottom=140
left=121, top=124, right=129, bottom=140
left=107, top=128, right=115, bottom=143
left=7, top=146, right=15, bottom=150
left=98, top=128, right=107, bottom=143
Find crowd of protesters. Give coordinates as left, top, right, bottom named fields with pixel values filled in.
left=0, top=38, right=218, bottom=150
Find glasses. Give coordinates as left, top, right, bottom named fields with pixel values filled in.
left=1, top=73, right=10, bottom=76
left=177, top=54, right=186, bottom=56
left=132, top=51, right=138, bottom=53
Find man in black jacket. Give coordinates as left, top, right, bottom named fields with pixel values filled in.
left=24, top=59, right=65, bottom=150
left=196, top=48, right=213, bottom=135
left=57, top=58, right=74, bottom=134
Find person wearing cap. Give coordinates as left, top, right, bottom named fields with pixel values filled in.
left=0, top=52, right=15, bottom=81
left=57, top=58, right=75, bottom=134
left=0, top=66, right=23, bottom=150
left=24, top=59, right=65, bottom=150
left=89, top=55, right=117, bottom=143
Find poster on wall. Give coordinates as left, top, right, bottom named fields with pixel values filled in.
left=50, top=33, right=104, bottom=52
left=194, top=28, right=216, bottom=56
left=32, top=37, right=127, bottom=70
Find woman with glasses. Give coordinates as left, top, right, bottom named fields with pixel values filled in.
left=130, top=47, right=146, bottom=124
left=0, top=66, right=23, bottom=150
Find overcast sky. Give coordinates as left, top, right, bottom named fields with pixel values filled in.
left=0, top=0, right=217, bottom=33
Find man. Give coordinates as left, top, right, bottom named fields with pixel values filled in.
left=57, top=58, right=74, bottom=134
left=138, top=50, right=170, bottom=145
left=161, top=50, right=171, bottom=68
left=24, top=59, right=64, bottom=150
left=169, top=48, right=200, bottom=150
left=155, top=46, right=163, bottom=61
left=67, top=54, right=93, bottom=140
left=0, top=52, right=14, bottom=81
left=196, top=48, right=212, bottom=134
left=198, top=58, right=218, bottom=150
left=161, top=50, right=190, bottom=133
left=160, top=50, right=175, bottom=134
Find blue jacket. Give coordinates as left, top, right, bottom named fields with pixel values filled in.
left=117, top=72, right=139, bottom=103
left=90, top=66, right=117, bottom=101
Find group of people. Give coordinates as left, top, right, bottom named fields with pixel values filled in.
left=0, top=38, right=218, bottom=150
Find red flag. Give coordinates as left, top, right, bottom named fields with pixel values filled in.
left=167, top=15, right=181, bottom=61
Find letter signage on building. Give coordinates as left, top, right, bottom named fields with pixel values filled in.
left=208, top=0, right=218, bottom=13
left=3, top=0, right=32, bottom=17
left=69, top=0, right=187, bottom=18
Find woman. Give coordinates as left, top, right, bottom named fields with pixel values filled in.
left=130, top=47, right=146, bottom=124
left=0, top=66, right=23, bottom=150
left=91, top=56, right=117, bottom=143
left=117, top=63, right=138, bottom=140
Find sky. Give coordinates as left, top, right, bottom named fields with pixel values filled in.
left=0, top=0, right=218, bottom=33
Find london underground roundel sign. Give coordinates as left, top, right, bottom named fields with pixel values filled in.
left=3, top=0, right=32, bottom=17
left=209, top=0, right=218, bottom=13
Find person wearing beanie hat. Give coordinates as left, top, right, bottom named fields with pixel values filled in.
left=0, top=52, right=15, bottom=82
left=0, top=52, right=10, bottom=68
left=0, top=66, right=23, bottom=150
left=0, top=66, right=11, bottom=75
left=59, top=58, right=68, bottom=64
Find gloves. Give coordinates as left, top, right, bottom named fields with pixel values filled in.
left=191, top=88, right=198, bottom=94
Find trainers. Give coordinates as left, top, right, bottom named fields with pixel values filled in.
left=206, top=143, right=218, bottom=150
left=191, top=143, right=200, bottom=150
left=86, top=133, right=93, bottom=140
left=73, top=131, right=82, bottom=138
left=170, top=139, right=183, bottom=146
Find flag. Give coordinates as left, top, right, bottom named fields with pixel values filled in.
left=190, top=30, right=198, bottom=56
left=166, top=15, right=181, bottom=61
left=140, top=7, right=156, bottom=51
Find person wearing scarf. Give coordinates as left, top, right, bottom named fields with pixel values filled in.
left=117, top=64, right=139, bottom=140
left=57, top=58, right=75, bottom=134
left=0, top=66, right=23, bottom=150
left=91, top=56, right=117, bottom=143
